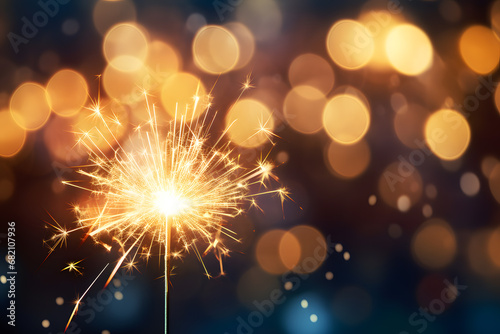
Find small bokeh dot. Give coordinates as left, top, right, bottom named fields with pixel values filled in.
left=0, top=275, right=6, bottom=284
left=42, top=320, right=50, bottom=328
left=56, top=297, right=64, bottom=305
left=343, top=252, right=351, bottom=261
left=284, top=281, right=293, bottom=290
left=301, top=299, right=309, bottom=308
left=325, top=271, right=334, bottom=280
left=114, top=291, right=124, bottom=300
left=310, top=314, right=318, bottom=323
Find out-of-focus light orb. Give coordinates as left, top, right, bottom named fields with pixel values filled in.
left=46, top=69, right=88, bottom=117
left=186, top=13, right=206, bottom=34
left=482, top=156, right=499, bottom=178
left=325, top=272, right=334, bottom=280
left=102, top=330, right=111, bottom=334
left=0, top=166, right=15, bottom=201
left=147, top=40, right=180, bottom=79
left=42, top=320, right=50, bottom=328
left=378, top=162, right=423, bottom=210
left=385, top=24, right=433, bottom=76
left=459, top=25, right=500, bottom=74
left=310, top=314, right=318, bottom=323
left=288, top=54, right=334, bottom=95
left=161, top=72, right=208, bottom=121
left=0, top=275, right=6, bottom=284
left=412, top=219, right=457, bottom=269
left=439, top=0, right=462, bottom=22
left=288, top=225, right=327, bottom=274
left=397, top=195, right=411, bottom=212
left=467, top=229, right=499, bottom=277
left=489, top=163, right=500, bottom=204
left=225, top=22, right=255, bottom=70
left=488, top=228, right=500, bottom=268
left=10, top=82, right=51, bottom=131
left=368, top=194, right=377, bottom=206
left=326, top=139, right=371, bottom=179
left=236, top=0, right=282, bottom=42
left=323, top=94, right=370, bottom=144
left=394, top=104, right=430, bottom=149
left=326, top=19, right=374, bottom=70
left=276, top=151, right=289, bottom=164
left=192, top=25, right=239, bottom=74
left=56, top=297, right=64, bottom=305
left=280, top=230, right=302, bottom=270
left=256, top=229, right=293, bottom=274
left=335, top=244, right=343, bottom=253
left=388, top=224, right=402, bottom=239
left=284, top=281, right=293, bottom=290
left=460, top=172, right=480, bottom=197
left=103, top=22, right=148, bottom=72
left=0, top=110, right=26, bottom=158
left=424, top=109, right=471, bottom=161
left=62, top=19, right=80, bottom=36
left=301, top=299, right=309, bottom=309
left=103, top=64, right=147, bottom=103
left=343, top=252, right=351, bottom=261
left=114, top=291, right=124, bottom=300
left=93, top=0, right=136, bottom=36
left=426, top=184, right=438, bottom=199
left=284, top=85, right=326, bottom=134
left=225, top=99, right=274, bottom=148
left=422, top=204, right=433, bottom=218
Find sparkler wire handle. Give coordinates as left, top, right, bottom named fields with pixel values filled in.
left=165, top=218, right=172, bottom=334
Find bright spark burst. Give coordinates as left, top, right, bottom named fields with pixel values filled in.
left=61, top=259, right=84, bottom=276
left=48, top=88, right=290, bottom=330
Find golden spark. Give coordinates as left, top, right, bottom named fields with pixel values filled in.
left=61, top=259, right=84, bottom=276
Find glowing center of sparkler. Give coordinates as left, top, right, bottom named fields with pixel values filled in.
left=154, top=190, right=189, bottom=217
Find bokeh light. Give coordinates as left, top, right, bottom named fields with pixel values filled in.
left=325, top=139, right=371, bottom=179
left=192, top=25, right=240, bottom=74
left=288, top=225, right=327, bottom=274
left=103, top=22, right=149, bottom=72
left=10, top=82, right=51, bottom=131
left=488, top=163, right=500, bottom=204
left=378, top=162, right=423, bottom=210
left=326, top=19, right=374, bottom=70
left=0, top=109, right=26, bottom=158
left=459, top=25, right=500, bottom=74
left=323, top=94, right=370, bottom=145
left=288, top=54, right=334, bottom=95
left=284, top=85, right=326, bottom=134
left=411, top=218, right=457, bottom=269
left=46, top=69, right=88, bottom=117
left=393, top=104, right=430, bottom=149
left=225, top=98, right=274, bottom=148
left=460, top=172, right=480, bottom=197
left=235, top=0, right=282, bottom=42
left=160, top=72, right=208, bottom=121
left=385, top=24, right=433, bottom=76
left=424, top=109, right=471, bottom=161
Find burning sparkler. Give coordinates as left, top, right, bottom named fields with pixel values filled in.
left=47, top=83, right=289, bottom=333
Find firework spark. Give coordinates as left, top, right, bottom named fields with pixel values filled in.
left=49, top=85, right=289, bottom=332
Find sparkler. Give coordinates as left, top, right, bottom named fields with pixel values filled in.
left=47, top=83, right=289, bottom=333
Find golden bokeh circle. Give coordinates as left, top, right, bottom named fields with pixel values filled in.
left=192, top=25, right=240, bottom=74
left=288, top=225, right=327, bottom=274
left=0, top=110, right=26, bottom=158
left=488, top=163, right=500, bottom=204
left=385, top=24, right=433, bottom=76
left=288, top=53, right=334, bottom=95
left=10, top=82, right=51, bottom=131
left=225, top=99, right=274, bottom=148
left=411, top=219, right=457, bottom=269
left=256, top=229, right=292, bottom=275
left=459, top=25, right=500, bottom=74
left=160, top=72, right=208, bottom=122
left=424, top=109, right=470, bottom=161
left=224, top=22, right=255, bottom=70
left=323, top=94, right=370, bottom=145
left=283, top=85, right=326, bottom=134
left=46, top=69, right=88, bottom=117
left=103, top=22, right=149, bottom=72
left=326, top=139, right=371, bottom=179
left=326, top=19, right=374, bottom=70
